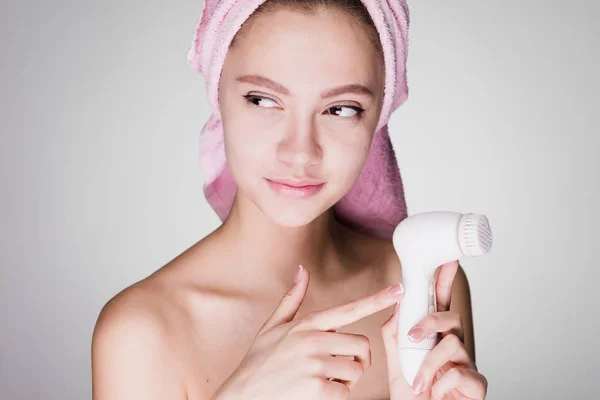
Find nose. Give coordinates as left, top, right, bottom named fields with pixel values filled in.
left=276, top=120, right=323, bottom=171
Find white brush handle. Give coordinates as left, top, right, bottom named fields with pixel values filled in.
left=397, top=273, right=438, bottom=387
left=392, top=211, right=493, bottom=387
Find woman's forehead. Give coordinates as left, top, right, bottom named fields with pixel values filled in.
left=232, top=8, right=377, bottom=60
left=224, top=11, right=383, bottom=90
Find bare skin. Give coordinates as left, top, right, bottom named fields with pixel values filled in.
left=92, top=209, right=404, bottom=399
left=91, top=7, right=476, bottom=400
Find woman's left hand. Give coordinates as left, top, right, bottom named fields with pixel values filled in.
left=380, top=260, right=488, bottom=400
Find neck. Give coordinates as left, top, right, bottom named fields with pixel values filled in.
left=214, top=189, right=351, bottom=290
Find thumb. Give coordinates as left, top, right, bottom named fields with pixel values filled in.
left=258, top=265, right=309, bottom=335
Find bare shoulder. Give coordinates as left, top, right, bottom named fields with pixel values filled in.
left=92, top=276, right=176, bottom=344
left=91, top=275, right=189, bottom=399
left=91, top=239, right=247, bottom=400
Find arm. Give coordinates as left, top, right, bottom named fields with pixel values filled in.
left=91, top=291, right=188, bottom=399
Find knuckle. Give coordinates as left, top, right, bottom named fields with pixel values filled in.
left=309, top=357, right=328, bottom=375
left=316, top=379, right=328, bottom=391
left=447, top=366, right=465, bottom=381
left=298, top=332, right=320, bottom=352
left=312, top=378, right=328, bottom=394
left=353, top=361, right=365, bottom=377
left=452, top=311, right=461, bottom=322
left=363, top=343, right=372, bottom=360
left=323, top=380, right=350, bottom=399
left=446, top=333, right=464, bottom=348
left=355, top=335, right=371, bottom=363
left=299, top=330, right=316, bottom=341
left=317, top=378, right=329, bottom=391
left=452, top=312, right=463, bottom=327
left=357, top=334, right=370, bottom=349
left=428, top=313, right=439, bottom=325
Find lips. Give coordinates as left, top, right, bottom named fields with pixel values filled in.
left=268, top=178, right=324, bottom=187
left=266, top=178, right=325, bottom=199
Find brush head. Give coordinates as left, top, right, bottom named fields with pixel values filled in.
left=459, top=213, right=493, bottom=257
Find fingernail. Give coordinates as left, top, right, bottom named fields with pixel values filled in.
left=408, top=325, right=423, bottom=342
left=388, top=283, right=404, bottom=297
left=412, top=375, right=426, bottom=394
left=295, top=265, right=303, bottom=283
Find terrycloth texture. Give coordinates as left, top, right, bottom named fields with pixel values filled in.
left=187, top=0, right=410, bottom=239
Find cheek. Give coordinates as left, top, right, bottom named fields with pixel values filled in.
left=223, top=119, right=271, bottom=177
left=327, top=133, right=372, bottom=181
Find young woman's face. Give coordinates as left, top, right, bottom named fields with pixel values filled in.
left=218, top=8, right=385, bottom=227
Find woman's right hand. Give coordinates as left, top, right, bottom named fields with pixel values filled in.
left=211, top=264, right=405, bottom=400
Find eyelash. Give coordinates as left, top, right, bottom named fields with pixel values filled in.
left=242, top=94, right=365, bottom=120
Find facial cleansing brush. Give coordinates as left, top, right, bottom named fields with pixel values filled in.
left=392, top=211, right=493, bottom=387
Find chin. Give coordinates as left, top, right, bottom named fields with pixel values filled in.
left=265, top=206, right=322, bottom=228
left=259, top=186, right=337, bottom=228
left=236, top=176, right=343, bottom=228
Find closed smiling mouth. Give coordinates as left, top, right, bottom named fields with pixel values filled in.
left=265, top=178, right=325, bottom=198
left=266, top=178, right=325, bottom=187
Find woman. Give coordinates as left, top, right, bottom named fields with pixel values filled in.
left=92, top=0, right=488, bottom=399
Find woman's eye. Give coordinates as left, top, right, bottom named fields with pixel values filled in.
left=243, top=95, right=279, bottom=109
left=327, top=105, right=364, bottom=119
left=243, top=94, right=364, bottom=120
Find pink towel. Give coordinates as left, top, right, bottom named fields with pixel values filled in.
left=187, top=0, right=410, bottom=239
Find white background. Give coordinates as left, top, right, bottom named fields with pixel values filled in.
left=1, top=0, right=599, bottom=398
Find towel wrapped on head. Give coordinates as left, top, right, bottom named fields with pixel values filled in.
left=187, top=0, right=411, bottom=239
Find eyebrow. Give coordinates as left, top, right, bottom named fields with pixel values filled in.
left=235, top=74, right=375, bottom=99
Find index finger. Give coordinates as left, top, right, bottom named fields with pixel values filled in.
left=296, top=284, right=404, bottom=332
